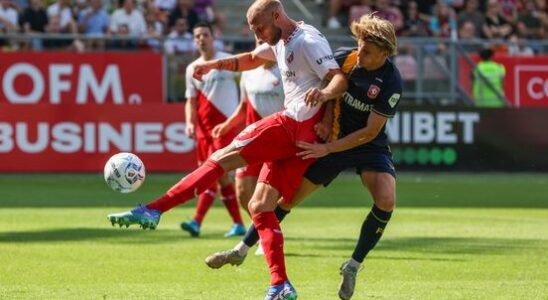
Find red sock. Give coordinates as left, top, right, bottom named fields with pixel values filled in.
left=253, top=211, right=287, bottom=286
left=221, top=184, right=243, bottom=224
left=193, top=186, right=218, bottom=224
left=147, top=160, right=225, bottom=212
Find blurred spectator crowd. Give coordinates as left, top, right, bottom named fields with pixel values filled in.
left=0, top=0, right=546, bottom=54
left=325, top=0, right=547, bottom=54
left=0, top=0, right=225, bottom=52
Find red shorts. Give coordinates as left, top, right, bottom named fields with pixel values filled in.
left=196, top=129, right=238, bottom=165
left=233, top=110, right=323, bottom=202
left=236, top=163, right=262, bottom=178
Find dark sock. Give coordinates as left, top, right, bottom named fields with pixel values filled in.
left=242, top=206, right=290, bottom=247
left=351, top=204, right=392, bottom=263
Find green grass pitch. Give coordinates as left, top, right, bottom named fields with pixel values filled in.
left=1, top=173, right=547, bottom=299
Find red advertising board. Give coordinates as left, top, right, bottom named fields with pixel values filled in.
left=459, top=55, right=548, bottom=107
left=0, top=103, right=196, bottom=172
left=0, top=52, right=164, bottom=105
left=0, top=51, right=198, bottom=172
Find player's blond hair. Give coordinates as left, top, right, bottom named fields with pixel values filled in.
left=351, top=13, right=397, bottom=56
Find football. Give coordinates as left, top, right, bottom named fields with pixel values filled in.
left=103, top=152, right=146, bottom=193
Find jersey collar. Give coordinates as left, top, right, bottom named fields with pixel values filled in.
left=283, top=21, right=303, bottom=45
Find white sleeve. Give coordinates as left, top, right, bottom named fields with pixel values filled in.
left=185, top=64, right=196, bottom=99
left=251, top=42, right=276, bottom=62
left=302, top=35, right=339, bottom=80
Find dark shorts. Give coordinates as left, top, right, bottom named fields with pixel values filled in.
left=304, top=147, right=396, bottom=187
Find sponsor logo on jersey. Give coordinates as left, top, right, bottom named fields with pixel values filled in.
left=367, top=84, right=381, bottom=99
left=342, top=92, right=372, bottom=112
left=316, top=54, right=334, bottom=65
left=287, top=51, right=294, bottom=64
left=388, top=93, right=401, bottom=108
left=281, top=69, right=296, bottom=78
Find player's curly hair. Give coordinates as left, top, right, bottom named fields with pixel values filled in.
left=351, top=13, right=397, bottom=56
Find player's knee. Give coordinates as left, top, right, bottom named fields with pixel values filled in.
left=248, top=198, right=271, bottom=216
left=375, top=195, right=395, bottom=212
left=248, top=200, right=259, bottom=216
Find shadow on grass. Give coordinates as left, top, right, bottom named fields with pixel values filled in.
left=284, top=252, right=466, bottom=262
left=0, top=227, right=229, bottom=244
left=2, top=228, right=545, bottom=259
left=286, top=236, right=547, bottom=256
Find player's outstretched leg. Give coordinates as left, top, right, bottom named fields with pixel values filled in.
left=264, top=281, right=298, bottom=300
left=106, top=158, right=230, bottom=229
left=107, top=204, right=162, bottom=230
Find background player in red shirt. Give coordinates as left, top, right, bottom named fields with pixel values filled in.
left=180, top=22, right=245, bottom=238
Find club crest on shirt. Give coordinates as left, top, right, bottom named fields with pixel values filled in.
left=367, top=84, right=381, bottom=99
left=287, top=51, right=294, bottom=64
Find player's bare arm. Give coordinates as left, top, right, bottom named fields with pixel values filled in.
left=193, top=52, right=271, bottom=80
left=297, top=111, right=387, bottom=159
left=314, top=101, right=334, bottom=142
left=184, top=96, right=197, bottom=138
left=304, top=70, right=348, bottom=106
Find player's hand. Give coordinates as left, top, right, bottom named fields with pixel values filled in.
left=193, top=61, right=215, bottom=81
left=314, top=122, right=332, bottom=142
left=296, top=141, right=330, bottom=159
left=304, top=87, right=326, bottom=107
left=211, top=122, right=229, bottom=138
left=185, top=123, right=195, bottom=138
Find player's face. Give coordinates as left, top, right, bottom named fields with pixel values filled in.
left=249, top=17, right=282, bottom=46
left=357, top=39, right=388, bottom=71
left=193, top=26, right=214, bottom=52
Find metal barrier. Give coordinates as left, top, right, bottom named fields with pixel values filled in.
left=1, top=33, right=547, bottom=105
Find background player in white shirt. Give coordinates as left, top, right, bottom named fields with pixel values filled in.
left=108, top=1, right=348, bottom=299
left=180, top=21, right=245, bottom=238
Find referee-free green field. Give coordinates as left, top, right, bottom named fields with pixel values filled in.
left=1, top=173, right=547, bottom=299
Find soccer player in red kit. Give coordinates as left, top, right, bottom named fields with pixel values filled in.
left=107, top=1, right=348, bottom=298
left=179, top=22, right=246, bottom=238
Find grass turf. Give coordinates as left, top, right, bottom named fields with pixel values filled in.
left=0, top=173, right=547, bottom=299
